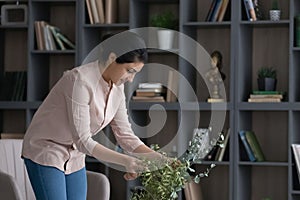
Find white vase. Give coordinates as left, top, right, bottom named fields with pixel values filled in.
left=157, top=30, right=174, bottom=50
left=269, top=10, right=281, bottom=21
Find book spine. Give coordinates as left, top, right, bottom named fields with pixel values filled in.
left=210, top=0, right=223, bottom=22
left=86, top=0, right=94, bottom=24
left=105, top=0, right=117, bottom=24
left=245, top=131, right=265, bottom=161
left=205, top=0, right=217, bottom=22
left=239, top=130, right=256, bottom=161
left=217, top=0, right=229, bottom=22
left=292, top=144, right=300, bottom=184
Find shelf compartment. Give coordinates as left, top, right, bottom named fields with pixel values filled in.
left=238, top=25, right=289, bottom=102
left=237, top=165, right=288, bottom=200
left=0, top=109, right=26, bottom=133
left=193, top=164, right=229, bottom=200
left=238, top=111, right=288, bottom=163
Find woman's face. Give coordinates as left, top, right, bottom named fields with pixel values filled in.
left=110, top=61, right=144, bottom=86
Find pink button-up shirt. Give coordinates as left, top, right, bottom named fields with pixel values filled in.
left=22, top=61, right=143, bottom=174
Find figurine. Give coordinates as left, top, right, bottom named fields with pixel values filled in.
left=205, top=50, right=226, bottom=100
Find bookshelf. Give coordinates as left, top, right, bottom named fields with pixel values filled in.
left=0, top=0, right=300, bottom=199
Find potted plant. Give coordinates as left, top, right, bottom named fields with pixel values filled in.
left=257, top=67, right=277, bottom=91
left=149, top=11, right=178, bottom=50
left=269, top=0, right=281, bottom=21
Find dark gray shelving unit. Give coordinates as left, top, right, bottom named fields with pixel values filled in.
left=1, top=0, right=300, bottom=200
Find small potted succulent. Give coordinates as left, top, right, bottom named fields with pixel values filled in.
left=149, top=11, right=178, bottom=50
left=257, top=67, right=277, bottom=91
left=269, top=0, right=281, bottom=21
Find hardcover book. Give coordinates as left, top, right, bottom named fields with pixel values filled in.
left=292, top=144, right=300, bottom=184
left=245, top=131, right=265, bottom=161
left=239, top=130, right=256, bottom=161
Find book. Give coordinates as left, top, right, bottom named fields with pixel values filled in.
left=86, top=0, right=94, bottom=24
left=138, top=82, right=163, bottom=89
left=166, top=70, right=178, bottom=102
left=132, top=96, right=165, bottom=102
left=34, top=21, right=44, bottom=50
left=243, top=0, right=257, bottom=21
left=90, top=0, right=100, bottom=23
left=217, top=128, right=230, bottom=161
left=56, top=32, right=75, bottom=49
left=184, top=180, right=204, bottom=200
left=95, top=0, right=105, bottom=24
left=48, top=25, right=66, bottom=50
left=239, top=130, right=256, bottom=161
left=249, top=94, right=283, bottom=99
left=105, top=0, right=117, bottom=24
left=248, top=98, right=281, bottom=102
left=292, top=144, right=300, bottom=184
left=210, top=0, right=223, bottom=22
left=217, top=0, right=229, bottom=22
left=252, top=90, right=284, bottom=95
left=245, top=131, right=265, bottom=161
left=205, top=0, right=217, bottom=21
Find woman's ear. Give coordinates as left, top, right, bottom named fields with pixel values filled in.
left=108, top=52, right=117, bottom=63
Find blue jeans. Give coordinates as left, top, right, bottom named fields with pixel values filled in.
left=24, top=158, right=87, bottom=200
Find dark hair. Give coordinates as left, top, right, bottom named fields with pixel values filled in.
left=116, top=48, right=148, bottom=64
left=100, top=32, right=148, bottom=64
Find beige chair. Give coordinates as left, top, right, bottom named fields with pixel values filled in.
left=0, top=139, right=110, bottom=200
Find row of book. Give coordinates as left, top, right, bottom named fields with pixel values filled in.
left=34, top=21, right=75, bottom=51
left=239, top=130, right=265, bottom=162
left=205, top=0, right=230, bottom=22
left=85, top=0, right=117, bottom=24
left=248, top=90, right=284, bottom=102
left=0, top=71, right=27, bottom=101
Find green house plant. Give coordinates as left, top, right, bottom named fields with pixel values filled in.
left=130, top=129, right=224, bottom=200
left=257, top=67, right=277, bottom=91
left=150, top=11, right=178, bottom=30
left=149, top=11, right=178, bottom=50
left=269, top=0, right=281, bottom=21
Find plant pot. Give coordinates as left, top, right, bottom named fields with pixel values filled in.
left=157, top=29, right=174, bottom=50
left=257, top=78, right=277, bottom=91
left=269, top=10, right=281, bottom=21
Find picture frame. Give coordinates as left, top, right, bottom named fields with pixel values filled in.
left=1, top=4, right=28, bottom=26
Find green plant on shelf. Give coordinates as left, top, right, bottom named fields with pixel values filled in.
left=257, top=67, right=277, bottom=79
left=149, top=11, right=178, bottom=30
left=271, top=0, right=279, bottom=10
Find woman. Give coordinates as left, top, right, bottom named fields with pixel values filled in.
left=22, top=32, right=156, bottom=200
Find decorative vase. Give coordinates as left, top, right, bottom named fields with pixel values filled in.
left=269, top=10, right=281, bottom=21
left=157, top=29, right=174, bottom=50
left=257, top=78, right=277, bottom=91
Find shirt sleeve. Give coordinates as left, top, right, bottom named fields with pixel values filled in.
left=110, top=92, right=144, bottom=153
left=64, top=73, right=98, bottom=155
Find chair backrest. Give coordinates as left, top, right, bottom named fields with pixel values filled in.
left=0, top=139, right=110, bottom=200
left=0, top=139, right=35, bottom=200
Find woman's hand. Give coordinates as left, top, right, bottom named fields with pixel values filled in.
left=123, top=156, right=143, bottom=181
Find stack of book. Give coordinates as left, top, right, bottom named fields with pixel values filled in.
left=132, top=83, right=166, bottom=102
left=248, top=90, right=284, bottom=102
